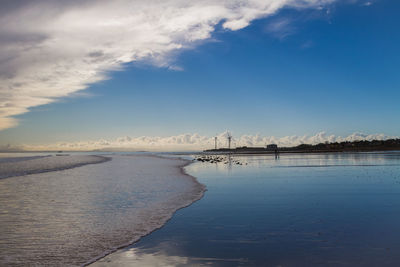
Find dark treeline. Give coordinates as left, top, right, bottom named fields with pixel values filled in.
left=205, top=139, right=400, bottom=153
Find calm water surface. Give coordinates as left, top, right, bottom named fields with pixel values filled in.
left=94, top=152, right=400, bottom=266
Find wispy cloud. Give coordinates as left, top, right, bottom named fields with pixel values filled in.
left=0, top=0, right=338, bottom=130
left=362, top=1, right=373, bottom=7
left=5, top=131, right=396, bottom=152
left=264, top=17, right=296, bottom=39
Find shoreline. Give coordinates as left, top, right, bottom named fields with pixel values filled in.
left=0, top=154, right=206, bottom=266
left=89, top=152, right=400, bottom=266
left=85, top=155, right=205, bottom=266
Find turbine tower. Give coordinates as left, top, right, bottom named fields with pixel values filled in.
left=214, top=136, right=218, bottom=150
left=227, top=132, right=232, bottom=150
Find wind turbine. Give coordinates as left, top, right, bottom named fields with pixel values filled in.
left=214, top=136, right=218, bottom=150
left=227, top=132, right=232, bottom=150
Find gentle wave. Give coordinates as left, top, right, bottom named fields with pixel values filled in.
left=0, top=155, right=205, bottom=266
left=0, top=155, right=110, bottom=179
left=0, top=155, right=50, bottom=163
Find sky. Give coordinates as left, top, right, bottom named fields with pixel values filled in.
left=0, top=0, right=399, bottom=151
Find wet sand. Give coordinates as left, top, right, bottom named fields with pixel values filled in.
left=0, top=154, right=110, bottom=179
left=0, top=154, right=205, bottom=266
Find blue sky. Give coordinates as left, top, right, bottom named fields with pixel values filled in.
left=0, top=0, right=399, bottom=150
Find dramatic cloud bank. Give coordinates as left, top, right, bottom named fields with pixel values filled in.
left=0, top=0, right=339, bottom=130
left=4, top=132, right=396, bottom=152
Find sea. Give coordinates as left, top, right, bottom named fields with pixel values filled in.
left=1, top=151, right=400, bottom=266
left=0, top=153, right=204, bottom=266
left=93, top=151, right=400, bottom=266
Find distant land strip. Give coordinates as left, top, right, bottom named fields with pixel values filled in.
left=204, top=139, right=400, bottom=154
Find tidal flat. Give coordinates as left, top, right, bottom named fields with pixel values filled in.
left=0, top=154, right=204, bottom=266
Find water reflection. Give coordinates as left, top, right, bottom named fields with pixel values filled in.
left=94, top=152, right=400, bottom=266
left=95, top=247, right=190, bottom=266
left=190, top=152, right=400, bottom=171
left=94, top=246, right=249, bottom=267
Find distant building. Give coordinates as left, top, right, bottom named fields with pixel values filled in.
left=266, top=144, right=278, bottom=150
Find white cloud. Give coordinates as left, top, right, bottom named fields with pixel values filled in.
left=15, top=131, right=397, bottom=152
left=0, top=0, right=337, bottom=130
left=265, top=17, right=295, bottom=39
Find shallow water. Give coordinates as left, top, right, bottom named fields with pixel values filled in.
left=0, top=155, right=204, bottom=266
left=0, top=155, right=108, bottom=179
left=93, top=152, right=400, bottom=266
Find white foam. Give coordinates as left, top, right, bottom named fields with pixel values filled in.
left=0, top=154, right=205, bottom=266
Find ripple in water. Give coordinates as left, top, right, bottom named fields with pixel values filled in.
left=0, top=155, right=205, bottom=266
